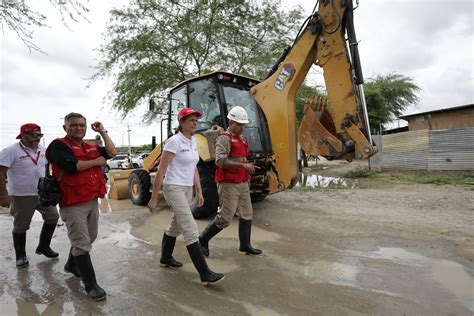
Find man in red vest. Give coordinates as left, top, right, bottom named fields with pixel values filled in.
left=0, top=123, right=59, bottom=268
left=47, top=112, right=117, bottom=301
left=199, top=106, right=263, bottom=257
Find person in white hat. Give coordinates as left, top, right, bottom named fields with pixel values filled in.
left=199, top=106, right=263, bottom=257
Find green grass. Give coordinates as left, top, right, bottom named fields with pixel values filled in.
left=387, top=171, right=474, bottom=186
left=342, top=168, right=378, bottom=179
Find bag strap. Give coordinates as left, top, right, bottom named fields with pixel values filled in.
left=57, top=169, right=65, bottom=182
left=45, top=162, right=65, bottom=181
left=47, top=140, right=72, bottom=182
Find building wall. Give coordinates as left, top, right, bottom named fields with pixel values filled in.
left=407, top=108, right=474, bottom=130
left=369, top=128, right=474, bottom=171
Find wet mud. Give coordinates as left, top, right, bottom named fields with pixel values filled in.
left=0, top=182, right=472, bottom=315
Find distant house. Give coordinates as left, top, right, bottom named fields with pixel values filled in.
left=400, top=104, right=474, bottom=131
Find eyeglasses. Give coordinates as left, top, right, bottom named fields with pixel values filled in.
left=25, top=133, right=44, bottom=138
left=67, top=124, right=87, bottom=129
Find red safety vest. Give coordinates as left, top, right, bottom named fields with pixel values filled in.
left=215, top=132, right=249, bottom=183
left=51, top=137, right=107, bottom=208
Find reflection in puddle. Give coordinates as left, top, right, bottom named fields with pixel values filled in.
left=101, top=221, right=146, bottom=248
left=361, top=247, right=474, bottom=312
left=375, top=247, right=474, bottom=311
left=0, top=292, right=76, bottom=315
left=266, top=253, right=360, bottom=288
left=242, top=302, right=284, bottom=316
left=296, top=174, right=358, bottom=189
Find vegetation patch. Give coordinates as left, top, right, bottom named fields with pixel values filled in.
left=342, top=168, right=377, bottom=179
left=386, top=171, right=474, bottom=186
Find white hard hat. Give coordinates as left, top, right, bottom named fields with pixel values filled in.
left=227, top=106, right=249, bottom=124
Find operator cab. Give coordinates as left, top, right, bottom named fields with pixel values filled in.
left=167, top=72, right=272, bottom=159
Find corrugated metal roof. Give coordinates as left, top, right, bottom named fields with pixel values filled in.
left=400, top=104, right=474, bottom=119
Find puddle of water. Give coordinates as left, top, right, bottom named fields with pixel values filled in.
left=266, top=253, right=360, bottom=288
left=101, top=221, right=146, bottom=248
left=365, top=247, right=474, bottom=312
left=432, top=260, right=474, bottom=311
left=173, top=302, right=207, bottom=316
left=0, top=292, right=75, bottom=315
left=372, top=247, right=426, bottom=265
left=296, top=174, right=358, bottom=189
left=242, top=302, right=286, bottom=316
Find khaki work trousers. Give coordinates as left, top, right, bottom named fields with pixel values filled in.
left=215, top=182, right=253, bottom=228
left=163, top=184, right=199, bottom=246
left=10, top=196, right=59, bottom=234
left=59, top=199, right=99, bottom=256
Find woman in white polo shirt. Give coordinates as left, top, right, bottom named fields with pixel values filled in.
left=147, top=107, right=225, bottom=286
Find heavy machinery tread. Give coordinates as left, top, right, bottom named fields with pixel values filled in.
left=128, top=169, right=152, bottom=206
left=191, top=162, right=219, bottom=219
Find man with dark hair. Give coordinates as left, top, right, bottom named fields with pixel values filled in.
left=47, top=112, right=117, bottom=301
left=0, top=123, right=60, bottom=268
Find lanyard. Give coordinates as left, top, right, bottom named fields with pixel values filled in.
left=19, top=142, right=41, bottom=166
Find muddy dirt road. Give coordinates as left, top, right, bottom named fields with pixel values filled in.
left=0, top=180, right=473, bottom=315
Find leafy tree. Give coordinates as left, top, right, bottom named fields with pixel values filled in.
left=93, top=0, right=304, bottom=118
left=364, top=73, right=421, bottom=129
left=0, top=0, right=88, bottom=52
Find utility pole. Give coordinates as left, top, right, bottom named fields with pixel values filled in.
left=127, top=125, right=132, bottom=155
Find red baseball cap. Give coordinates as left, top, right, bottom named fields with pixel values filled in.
left=178, top=108, right=202, bottom=121
left=16, top=123, right=41, bottom=139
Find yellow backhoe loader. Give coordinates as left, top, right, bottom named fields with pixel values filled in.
left=108, top=0, right=376, bottom=218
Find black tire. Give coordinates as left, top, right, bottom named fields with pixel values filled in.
left=132, top=163, right=139, bottom=168
left=104, top=165, right=110, bottom=173
left=128, top=170, right=152, bottom=206
left=191, top=162, right=219, bottom=219
left=251, top=193, right=266, bottom=203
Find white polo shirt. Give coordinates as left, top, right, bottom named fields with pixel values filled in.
left=0, top=142, right=48, bottom=196
left=163, top=132, right=199, bottom=186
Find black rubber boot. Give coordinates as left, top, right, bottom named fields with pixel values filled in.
left=238, top=219, right=262, bottom=255
left=186, top=241, right=225, bottom=286
left=35, top=223, right=59, bottom=258
left=64, top=248, right=81, bottom=277
left=13, top=232, right=28, bottom=267
left=198, top=220, right=222, bottom=257
left=160, top=233, right=183, bottom=268
left=74, top=253, right=107, bottom=301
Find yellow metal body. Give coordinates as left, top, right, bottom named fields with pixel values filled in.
left=251, top=0, right=375, bottom=191
left=108, top=169, right=133, bottom=200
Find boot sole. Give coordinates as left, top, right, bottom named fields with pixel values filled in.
left=238, top=251, right=263, bottom=256
left=159, top=263, right=183, bottom=268
left=91, top=294, right=107, bottom=301
left=201, top=275, right=225, bottom=286
left=64, top=267, right=82, bottom=277
left=36, top=250, right=59, bottom=258
left=16, top=262, right=29, bottom=268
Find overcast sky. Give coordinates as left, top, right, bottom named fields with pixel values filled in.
left=1, top=0, right=473, bottom=149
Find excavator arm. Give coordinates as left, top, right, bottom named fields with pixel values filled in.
left=251, top=0, right=376, bottom=191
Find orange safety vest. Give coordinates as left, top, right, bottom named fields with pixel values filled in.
left=51, top=137, right=107, bottom=208
left=215, top=132, right=249, bottom=183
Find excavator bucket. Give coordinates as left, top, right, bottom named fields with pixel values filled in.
left=299, top=94, right=345, bottom=158
left=108, top=169, right=134, bottom=200
left=298, top=93, right=376, bottom=160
